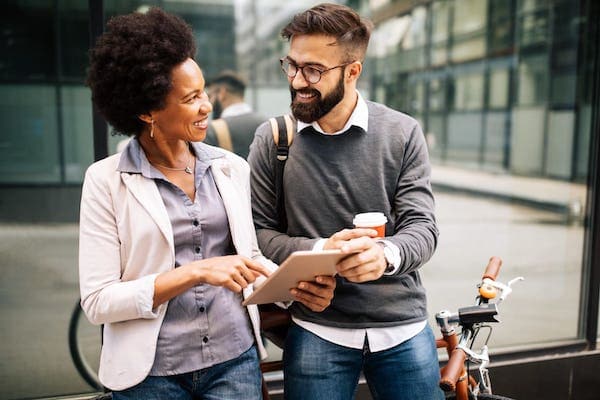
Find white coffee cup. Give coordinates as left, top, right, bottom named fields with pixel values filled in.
left=353, top=212, right=387, bottom=237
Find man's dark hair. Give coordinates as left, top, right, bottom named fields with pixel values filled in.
left=86, top=8, right=196, bottom=136
left=280, top=3, right=373, bottom=62
left=208, top=70, right=247, bottom=97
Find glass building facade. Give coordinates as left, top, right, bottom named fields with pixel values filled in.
left=0, top=0, right=598, bottom=399
left=0, top=0, right=236, bottom=187
left=369, top=0, right=589, bottom=181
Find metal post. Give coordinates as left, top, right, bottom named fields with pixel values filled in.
left=582, top=0, right=600, bottom=350
left=250, top=0, right=258, bottom=111
left=88, top=0, right=108, bottom=161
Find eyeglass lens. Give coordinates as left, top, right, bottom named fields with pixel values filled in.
left=281, top=60, right=321, bottom=84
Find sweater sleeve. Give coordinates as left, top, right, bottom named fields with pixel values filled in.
left=386, top=120, right=439, bottom=276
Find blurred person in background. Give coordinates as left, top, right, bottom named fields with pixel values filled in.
left=204, top=70, right=266, bottom=159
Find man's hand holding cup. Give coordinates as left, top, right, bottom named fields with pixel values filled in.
left=324, top=212, right=389, bottom=283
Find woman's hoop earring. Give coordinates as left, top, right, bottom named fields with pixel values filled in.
left=150, top=120, right=155, bottom=139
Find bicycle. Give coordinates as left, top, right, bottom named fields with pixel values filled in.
left=435, top=256, right=523, bottom=400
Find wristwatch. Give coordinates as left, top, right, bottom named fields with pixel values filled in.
left=376, top=240, right=401, bottom=275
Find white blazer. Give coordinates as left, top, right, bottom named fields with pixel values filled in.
left=78, top=145, right=276, bottom=391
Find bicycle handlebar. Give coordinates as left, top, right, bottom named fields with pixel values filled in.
left=440, top=347, right=467, bottom=392
left=438, top=256, right=505, bottom=394
left=482, top=256, right=502, bottom=281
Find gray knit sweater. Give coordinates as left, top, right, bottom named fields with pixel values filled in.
left=248, top=100, right=438, bottom=328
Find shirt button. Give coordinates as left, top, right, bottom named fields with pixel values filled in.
left=203, top=336, right=209, bottom=343
left=193, top=219, right=199, bottom=227
left=195, top=247, right=201, bottom=253
left=199, top=306, right=205, bottom=312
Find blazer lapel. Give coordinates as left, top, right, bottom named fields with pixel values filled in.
left=121, top=172, right=174, bottom=248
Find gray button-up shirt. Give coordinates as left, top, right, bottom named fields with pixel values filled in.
left=118, top=139, right=254, bottom=376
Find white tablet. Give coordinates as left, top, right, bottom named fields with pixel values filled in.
left=242, top=250, right=347, bottom=306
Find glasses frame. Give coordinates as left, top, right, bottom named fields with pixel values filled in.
left=279, top=58, right=354, bottom=84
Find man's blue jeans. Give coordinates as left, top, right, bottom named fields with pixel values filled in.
left=283, top=323, right=444, bottom=400
left=112, top=346, right=262, bottom=400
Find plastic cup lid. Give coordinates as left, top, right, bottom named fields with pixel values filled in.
left=353, top=212, right=387, bottom=227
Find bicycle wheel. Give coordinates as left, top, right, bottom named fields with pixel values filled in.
left=68, top=299, right=103, bottom=390
left=445, top=394, right=516, bottom=400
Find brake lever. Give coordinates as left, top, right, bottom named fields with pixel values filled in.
left=481, top=276, right=524, bottom=303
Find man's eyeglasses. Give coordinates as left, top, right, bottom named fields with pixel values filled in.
left=280, top=58, right=354, bottom=84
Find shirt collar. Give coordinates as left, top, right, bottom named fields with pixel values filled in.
left=297, top=90, right=369, bottom=135
left=117, top=137, right=224, bottom=178
left=221, top=102, right=253, bottom=118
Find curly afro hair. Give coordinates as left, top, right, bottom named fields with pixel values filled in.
left=86, top=8, right=196, bottom=136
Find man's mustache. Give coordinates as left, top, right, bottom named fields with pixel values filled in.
left=291, top=88, right=321, bottom=99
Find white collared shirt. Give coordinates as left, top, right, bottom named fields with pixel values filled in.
left=293, top=91, right=426, bottom=351
left=221, top=102, right=253, bottom=118
left=297, top=90, right=369, bottom=135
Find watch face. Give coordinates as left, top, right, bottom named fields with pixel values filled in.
left=377, top=240, right=398, bottom=273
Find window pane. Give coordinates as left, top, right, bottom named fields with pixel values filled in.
left=452, top=0, right=487, bottom=36
left=489, top=0, right=513, bottom=52
left=489, top=69, right=509, bottom=108
left=545, top=111, right=575, bottom=179
left=0, top=85, right=61, bottom=183
left=446, top=112, right=482, bottom=163
left=426, top=113, right=446, bottom=161
left=517, top=54, right=548, bottom=106
left=483, top=111, right=508, bottom=168
left=451, top=0, right=487, bottom=61
left=61, top=86, right=94, bottom=183
left=517, top=1, right=549, bottom=47
left=452, top=72, right=484, bottom=110
left=410, top=80, right=426, bottom=115
left=1, top=1, right=56, bottom=80
left=59, top=3, right=89, bottom=79
left=428, top=77, right=446, bottom=111
left=550, top=72, right=577, bottom=107
left=402, top=6, right=428, bottom=49
left=395, top=6, right=428, bottom=70
left=431, top=1, right=449, bottom=43
left=510, top=107, right=545, bottom=174
left=430, top=0, right=449, bottom=66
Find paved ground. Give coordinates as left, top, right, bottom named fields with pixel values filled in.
left=0, top=165, right=588, bottom=399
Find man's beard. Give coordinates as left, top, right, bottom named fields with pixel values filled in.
left=290, top=72, right=345, bottom=123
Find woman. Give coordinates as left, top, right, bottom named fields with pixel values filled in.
left=79, top=8, right=276, bottom=398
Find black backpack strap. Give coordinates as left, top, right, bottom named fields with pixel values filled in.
left=268, top=114, right=295, bottom=232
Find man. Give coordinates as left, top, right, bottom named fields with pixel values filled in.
left=248, top=3, right=443, bottom=400
left=204, top=70, right=265, bottom=159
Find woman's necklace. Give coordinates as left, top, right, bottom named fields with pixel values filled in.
left=149, top=151, right=194, bottom=174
